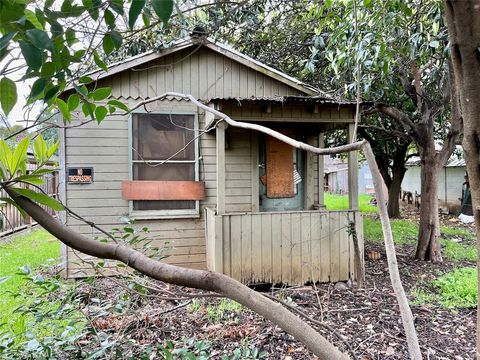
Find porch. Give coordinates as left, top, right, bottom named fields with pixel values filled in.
left=205, top=208, right=363, bottom=285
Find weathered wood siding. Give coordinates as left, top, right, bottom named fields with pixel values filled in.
left=63, top=100, right=215, bottom=277
left=206, top=209, right=363, bottom=285
left=219, top=102, right=354, bottom=123
left=61, top=43, right=351, bottom=279
left=98, top=47, right=304, bottom=101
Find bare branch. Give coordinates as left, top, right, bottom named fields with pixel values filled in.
left=370, top=103, right=416, bottom=132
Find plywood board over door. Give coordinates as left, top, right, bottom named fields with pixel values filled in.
left=265, top=134, right=294, bottom=198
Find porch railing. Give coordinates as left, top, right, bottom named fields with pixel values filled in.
left=205, top=208, right=363, bottom=285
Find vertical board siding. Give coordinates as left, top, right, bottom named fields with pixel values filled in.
left=100, top=47, right=305, bottom=102
left=208, top=210, right=362, bottom=285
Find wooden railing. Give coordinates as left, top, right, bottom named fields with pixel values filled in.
left=205, top=208, right=363, bottom=285
left=0, top=165, right=58, bottom=237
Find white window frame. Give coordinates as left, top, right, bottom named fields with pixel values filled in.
left=128, top=110, right=200, bottom=219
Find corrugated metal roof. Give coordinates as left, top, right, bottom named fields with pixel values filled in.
left=446, top=158, right=466, bottom=167
left=406, top=156, right=465, bottom=167
left=210, top=95, right=361, bottom=106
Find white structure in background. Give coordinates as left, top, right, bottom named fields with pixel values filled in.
left=324, top=157, right=373, bottom=195
left=401, top=157, right=466, bottom=214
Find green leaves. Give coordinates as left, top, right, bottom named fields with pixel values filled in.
left=90, top=87, right=111, bottom=101
left=102, top=31, right=122, bottom=55
left=56, top=98, right=71, bottom=122
left=95, top=105, right=108, bottom=123
left=93, top=50, right=108, bottom=72
left=30, top=78, right=48, bottom=99
left=107, top=99, right=129, bottom=112
left=104, top=9, right=116, bottom=29
left=0, top=32, right=16, bottom=51
left=32, top=135, right=58, bottom=165
left=24, top=9, right=44, bottom=30
left=102, top=33, right=115, bottom=55
left=11, top=187, right=64, bottom=211
left=65, top=28, right=76, bottom=46
left=19, top=42, right=42, bottom=71
left=151, top=0, right=173, bottom=27
left=129, top=0, right=146, bottom=29
left=0, top=77, right=17, bottom=117
left=11, top=136, right=29, bottom=177
left=67, top=94, right=80, bottom=111
left=0, top=137, right=29, bottom=179
left=26, top=29, right=53, bottom=51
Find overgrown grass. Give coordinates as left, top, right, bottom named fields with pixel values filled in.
left=440, top=226, right=476, bottom=241
left=364, top=217, right=477, bottom=260
left=325, top=194, right=476, bottom=260
left=414, top=267, right=477, bottom=309
left=434, top=267, right=477, bottom=308
left=363, top=217, right=419, bottom=245
left=441, top=239, right=476, bottom=262
left=0, top=229, right=60, bottom=336
left=324, top=193, right=378, bottom=213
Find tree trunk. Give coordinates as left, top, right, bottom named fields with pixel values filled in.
left=415, top=145, right=442, bottom=262
left=388, top=164, right=406, bottom=218
left=388, top=142, right=409, bottom=218
left=444, top=1, right=480, bottom=356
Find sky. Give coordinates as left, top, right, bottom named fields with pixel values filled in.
left=1, top=52, right=41, bottom=127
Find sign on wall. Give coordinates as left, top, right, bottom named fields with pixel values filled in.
left=67, top=167, right=93, bottom=184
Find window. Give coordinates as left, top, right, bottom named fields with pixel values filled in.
left=129, top=112, right=200, bottom=218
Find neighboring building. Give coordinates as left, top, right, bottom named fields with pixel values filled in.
left=60, top=36, right=363, bottom=285
left=324, top=157, right=373, bottom=195
left=401, top=157, right=466, bottom=213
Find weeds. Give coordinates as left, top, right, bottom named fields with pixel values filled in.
left=206, top=299, right=243, bottom=323
left=434, top=267, right=477, bottom=308
left=441, top=239, right=476, bottom=262
left=412, top=267, right=477, bottom=309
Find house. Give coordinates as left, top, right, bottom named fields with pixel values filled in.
left=59, top=36, right=363, bottom=285
left=324, top=157, right=373, bottom=195
left=324, top=156, right=349, bottom=194
left=401, top=156, right=466, bottom=213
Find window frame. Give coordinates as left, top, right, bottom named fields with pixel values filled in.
left=128, top=110, right=200, bottom=219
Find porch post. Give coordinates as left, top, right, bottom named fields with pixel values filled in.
left=251, top=132, right=260, bottom=212
left=216, top=122, right=227, bottom=214
left=318, top=132, right=325, bottom=208
left=305, top=135, right=316, bottom=209
left=348, top=124, right=359, bottom=210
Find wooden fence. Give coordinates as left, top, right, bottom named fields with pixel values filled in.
left=0, top=163, right=58, bottom=237
left=206, top=208, right=364, bottom=285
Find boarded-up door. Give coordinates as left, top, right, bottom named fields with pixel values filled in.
left=259, top=134, right=304, bottom=211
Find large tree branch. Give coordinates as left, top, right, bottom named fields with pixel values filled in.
left=436, top=62, right=463, bottom=167
left=365, top=103, right=416, bottom=133
left=5, top=186, right=348, bottom=360
left=7, top=92, right=422, bottom=358
left=358, top=124, right=411, bottom=140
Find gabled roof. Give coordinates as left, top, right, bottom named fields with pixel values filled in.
left=82, top=37, right=321, bottom=96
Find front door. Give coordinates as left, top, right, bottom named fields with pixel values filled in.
left=259, top=133, right=304, bottom=212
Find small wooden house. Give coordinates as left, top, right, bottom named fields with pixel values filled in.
left=60, top=36, right=363, bottom=284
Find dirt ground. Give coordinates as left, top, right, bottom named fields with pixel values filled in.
left=76, top=210, right=476, bottom=359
